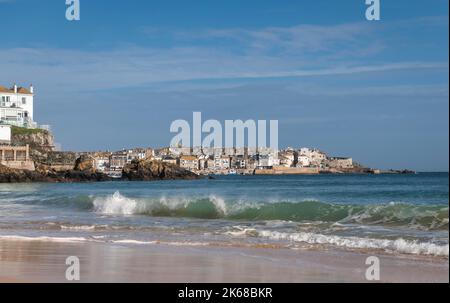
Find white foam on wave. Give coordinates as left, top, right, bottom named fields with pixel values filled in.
left=0, top=235, right=87, bottom=243
left=112, top=239, right=210, bottom=247
left=0, top=234, right=210, bottom=248
left=113, top=239, right=158, bottom=245
left=209, top=195, right=228, bottom=215
left=92, top=191, right=231, bottom=216
left=60, top=225, right=97, bottom=231
left=93, top=191, right=139, bottom=215
left=255, top=230, right=449, bottom=257
left=338, top=203, right=449, bottom=230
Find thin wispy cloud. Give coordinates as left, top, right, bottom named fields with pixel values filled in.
left=140, top=22, right=378, bottom=58
left=1, top=47, right=446, bottom=93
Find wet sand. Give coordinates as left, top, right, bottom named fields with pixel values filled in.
left=0, top=239, right=448, bottom=283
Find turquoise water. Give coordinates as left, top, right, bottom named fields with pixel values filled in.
left=0, top=173, right=448, bottom=256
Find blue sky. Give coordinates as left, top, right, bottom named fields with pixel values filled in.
left=1, top=0, right=448, bottom=171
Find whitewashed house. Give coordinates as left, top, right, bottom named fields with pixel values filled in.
left=169, top=146, right=192, bottom=156
left=0, top=84, right=36, bottom=128
left=110, top=151, right=128, bottom=171
left=298, top=148, right=327, bottom=167
left=92, top=153, right=112, bottom=172
left=214, top=155, right=231, bottom=170
left=0, top=125, right=11, bottom=144
left=257, top=153, right=279, bottom=168
left=297, top=155, right=311, bottom=167
left=278, top=150, right=295, bottom=167
left=179, top=155, right=199, bottom=171
left=126, top=148, right=151, bottom=163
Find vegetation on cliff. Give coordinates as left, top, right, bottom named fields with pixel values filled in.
left=11, top=126, right=47, bottom=136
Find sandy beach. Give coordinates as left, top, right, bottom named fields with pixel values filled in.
left=0, top=238, right=448, bottom=283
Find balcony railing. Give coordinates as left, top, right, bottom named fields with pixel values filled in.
left=0, top=118, right=44, bottom=130
left=0, top=119, right=24, bottom=127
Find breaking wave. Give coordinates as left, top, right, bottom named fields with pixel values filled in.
left=256, top=230, right=449, bottom=257
left=93, top=192, right=229, bottom=218
left=7, top=191, right=448, bottom=230
left=90, top=191, right=449, bottom=231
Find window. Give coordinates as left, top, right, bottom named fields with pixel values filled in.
left=22, top=97, right=26, bottom=105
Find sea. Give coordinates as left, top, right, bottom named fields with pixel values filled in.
left=0, top=173, right=448, bottom=257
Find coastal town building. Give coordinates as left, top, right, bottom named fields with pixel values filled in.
left=110, top=151, right=128, bottom=171
left=198, top=154, right=209, bottom=170
left=297, top=155, right=311, bottom=167
left=278, top=150, right=296, bottom=167
left=0, top=84, right=36, bottom=129
left=298, top=148, right=327, bottom=167
left=126, top=148, right=152, bottom=163
left=257, top=154, right=276, bottom=169
left=161, top=155, right=177, bottom=165
left=154, top=147, right=170, bottom=157
left=246, top=156, right=258, bottom=170
left=92, top=153, right=112, bottom=172
left=169, top=146, right=192, bottom=156
left=257, top=147, right=275, bottom=156
left=214, top=155, right=231, bottom=170
left=179, top=155, right=199, bottom=171
left=231, top=155, right=246, bottom=169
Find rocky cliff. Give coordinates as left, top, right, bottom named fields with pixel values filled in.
left=10, top=126, right=55, bottom=163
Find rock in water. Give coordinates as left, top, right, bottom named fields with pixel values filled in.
left=0, top=164, right=46, bottom=183
left=122, top=159, right=201, bottom=181
left=0, top=164, right=112, bottom=183
left=1, top=157, right=200, bottom=183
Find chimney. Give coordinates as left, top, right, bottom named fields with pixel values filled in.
left=13, top=84, right=18, bottom=93
left=30, top=84, right=34, bottom=94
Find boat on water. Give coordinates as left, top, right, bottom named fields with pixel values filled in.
left=106, top=171, right=123, bottom=179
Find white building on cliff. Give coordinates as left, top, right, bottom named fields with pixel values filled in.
left=0, top=84, right=36, bottom=129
